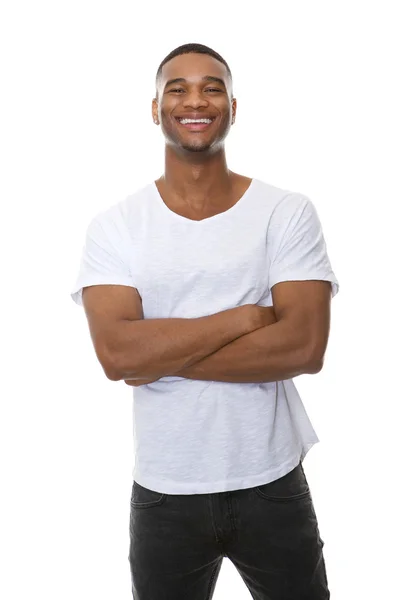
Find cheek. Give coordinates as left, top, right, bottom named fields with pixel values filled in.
left=219, top=113, right=232, bottom=130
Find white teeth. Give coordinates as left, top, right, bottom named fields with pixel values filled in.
left=179, top=118, right=212, bottom=124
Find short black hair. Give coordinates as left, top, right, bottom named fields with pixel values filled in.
left=155, top=43, right=233, bottom=99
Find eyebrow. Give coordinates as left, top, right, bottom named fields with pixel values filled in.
left=164, top=76, right=226, bottom=89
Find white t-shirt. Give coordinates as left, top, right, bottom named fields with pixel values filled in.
left=71, top=177, right=339, bottom=494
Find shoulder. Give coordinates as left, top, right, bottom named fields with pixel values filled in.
left=249, top=176, right=310, bottom=218
left=91, top=182, right=153, bottom=232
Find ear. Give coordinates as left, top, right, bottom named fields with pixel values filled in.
left=152, top=98, right=158, bottom=123
left=231, top=98, right=237, bottom=124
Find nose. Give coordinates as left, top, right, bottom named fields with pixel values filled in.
left=182, top=90, right=209, bottom=109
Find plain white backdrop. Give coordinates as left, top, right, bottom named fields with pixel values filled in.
left=1, top=1, right=411, bottom=598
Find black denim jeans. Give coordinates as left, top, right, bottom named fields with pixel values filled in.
left=128, top=461, right=330, bottom=599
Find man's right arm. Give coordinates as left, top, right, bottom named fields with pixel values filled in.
left=81, top=284, right=263, bottom=382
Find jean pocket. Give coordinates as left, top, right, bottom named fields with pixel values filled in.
left=254, top=462, right=311, bottom=502
left=130, top=480, right=167, bottom=508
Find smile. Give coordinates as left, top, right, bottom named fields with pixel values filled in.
left=175, top=117, right=216, bottom=131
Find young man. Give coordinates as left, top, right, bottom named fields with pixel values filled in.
left=71, top=42, right=339, bottom=599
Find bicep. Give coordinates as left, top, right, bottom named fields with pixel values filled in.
left=271, top=280, right=332, bottom=366
left=82, top=284, right=143, bottom=377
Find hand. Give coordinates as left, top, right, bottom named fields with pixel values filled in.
left=125, top=377, right=159, bottom=387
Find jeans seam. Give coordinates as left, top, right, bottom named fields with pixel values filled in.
left=205, top=561, right=220, bottom=600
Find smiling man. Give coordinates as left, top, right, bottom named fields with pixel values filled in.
left=71, top=42, right=339, bottom=599
left=152, top=49, right=252, bottom=219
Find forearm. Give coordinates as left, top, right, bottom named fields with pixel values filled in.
left=111, top=305, right=257, bottom=381
left=171, top=319, right=318, bottom=383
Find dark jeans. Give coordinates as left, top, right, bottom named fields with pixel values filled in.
left=128, top=461, right=330, bottom=599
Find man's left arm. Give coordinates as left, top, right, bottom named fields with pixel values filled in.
left=125, top=280, right=332, bottom=385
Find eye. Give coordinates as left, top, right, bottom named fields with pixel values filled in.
left=169, top=88, right=222, bottom=93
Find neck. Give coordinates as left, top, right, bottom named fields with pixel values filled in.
left=158, top=145, right=234, bottom=204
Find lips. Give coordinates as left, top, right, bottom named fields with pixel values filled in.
left=175, top=116, right=216, bottom=131
left=175, top=115, right=216, bottom=121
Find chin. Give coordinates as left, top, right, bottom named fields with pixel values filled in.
left=180, top=143, right=212, bottom=153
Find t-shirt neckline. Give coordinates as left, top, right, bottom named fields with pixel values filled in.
left=150, top=177, right=256, bottom=224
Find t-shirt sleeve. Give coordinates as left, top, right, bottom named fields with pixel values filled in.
left=268, top=194, right=339, bottom=298
left=70, top=212, right=136, bottom=308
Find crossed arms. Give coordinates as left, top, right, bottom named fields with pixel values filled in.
left=118, top=280, right=332, bottom=386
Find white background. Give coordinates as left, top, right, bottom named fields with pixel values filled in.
left=1, top=1, right=411, bottom=598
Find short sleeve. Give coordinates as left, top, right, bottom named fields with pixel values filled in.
left=70, top=213, right=135, bottom=307
left=268, top=195, right=339, bottom=298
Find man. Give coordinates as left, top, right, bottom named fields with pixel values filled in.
left=71, top=42, right=339, bottom=599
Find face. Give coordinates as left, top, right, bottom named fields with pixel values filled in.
left=153, top=53, right=236, bottom=154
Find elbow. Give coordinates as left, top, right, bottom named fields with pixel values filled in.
left=104, top=364, right=123, bottom=381
left=303, top=343, right=325, bottom=374
left=105, top=354, right=125, bottom=381
left=305, top=358, right=324, bottom=374
left=301, top=329, right=327, bottom=374
left=101, top=348, right=148, bottom=382
left=98, top=348, right=123, bottom=381
left=305, top=350, right=324, bottom=374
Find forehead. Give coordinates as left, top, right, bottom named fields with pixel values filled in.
left=160, top=53, right=229, bottom=87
